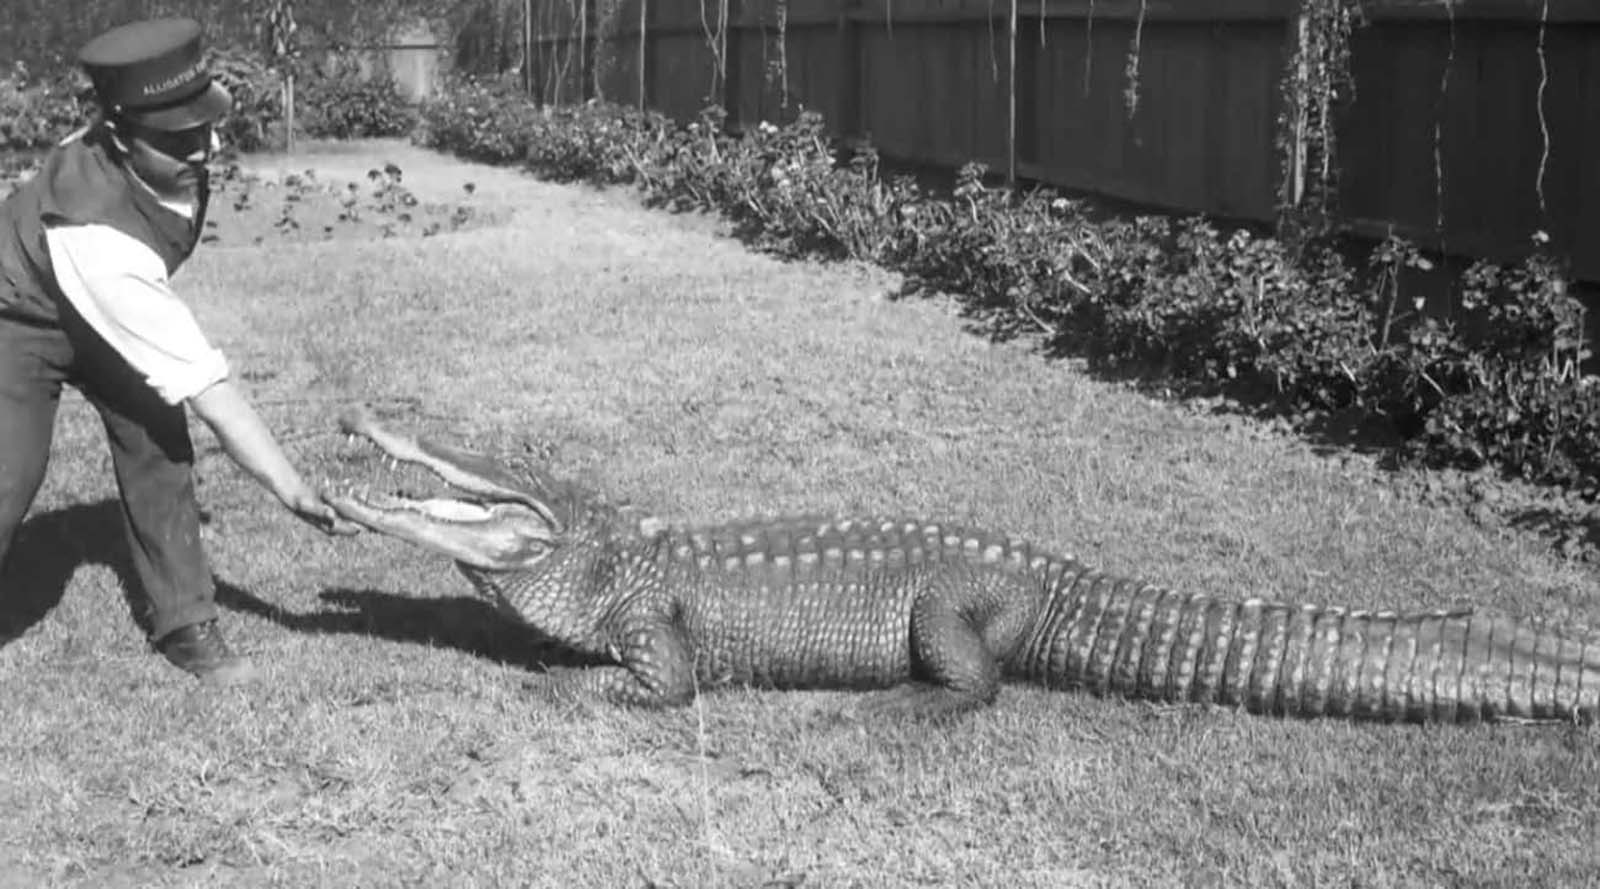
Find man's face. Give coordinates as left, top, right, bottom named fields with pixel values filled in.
left=113, top=119, right=219, bottom=198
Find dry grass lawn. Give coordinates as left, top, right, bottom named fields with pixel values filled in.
left=1, top=139, right=1596, bottom=888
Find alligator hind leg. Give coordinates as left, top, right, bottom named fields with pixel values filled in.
left=859, top=567, right=1025, bottom=720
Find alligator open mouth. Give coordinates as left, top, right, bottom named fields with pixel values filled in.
left=328, top=408, right=560, bottom=570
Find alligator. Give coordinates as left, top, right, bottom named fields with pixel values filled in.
left=327, top=408, right=1600, bottom=724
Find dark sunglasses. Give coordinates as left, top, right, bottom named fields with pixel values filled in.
left=117, top=119, right=216, bottom=160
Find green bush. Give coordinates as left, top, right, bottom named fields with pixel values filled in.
left=890, top=163, right=1112, bottom=339
left=1082, top=217, right=1372, bottom=408
left=0, top=51, right=283, bottom=156
left=208, top=46, right=285, bottom=153
left=4, top=47, right=422, bottom=154
left=410, top=76, right=1600, bottom=493
left=414, top=73, right=552, bottom=164
left=1409, top=251, right=1595, bottom=485
left=298, top=57, right=417, bottom=140
left=0, top=62, right=89, bottom=153
left=641, top=108, right=912, bottom=262
left=19, top=55, right=1588, bottom=492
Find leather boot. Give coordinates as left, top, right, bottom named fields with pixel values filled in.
left=156, top=620, right=260, bottom=685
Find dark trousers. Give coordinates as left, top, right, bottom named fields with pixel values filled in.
left=0, top=301, right=216, bottom=641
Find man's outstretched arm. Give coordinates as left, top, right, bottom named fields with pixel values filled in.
left=191, top=380, right=360, bottom=536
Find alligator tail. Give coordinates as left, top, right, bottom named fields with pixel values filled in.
left=1011, top=571, right=1599, bottom=724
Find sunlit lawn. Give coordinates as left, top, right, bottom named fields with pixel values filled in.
left=0, top=139, right=1595, bottom=888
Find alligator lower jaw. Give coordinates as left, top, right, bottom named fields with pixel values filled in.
left=327, top=486, right=553, bottom=531
left=326, top=490, right=556, bottom=570
left=335, top=407, right=558, bottom=525
left=340, top=490, right=513, bottom=524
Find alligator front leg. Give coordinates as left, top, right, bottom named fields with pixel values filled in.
left=531, top=619, right=698, bottom=708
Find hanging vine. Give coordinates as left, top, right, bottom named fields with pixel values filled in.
left=1274, top=0, right=1362, bottom=245
left=759, top=0, right=791, bottom=112
left=547, top=0, right=581, bottom=105
left=1534, top=0, right=1551, bottom=221
left=259, top=0, right=298, bottom=149
left=1082, top=0, right=1095, bottom=96
left=776, top=0, right=789, bottom=110
left=1433, top=0, right=1455, bottom=237
left=979, top=0, right=992, bottom=82
left=1122, top=0, right=1146, bottom=119
left=589, top=0, right=625, bottom=99
left=700, top=0, right=730, bottom=101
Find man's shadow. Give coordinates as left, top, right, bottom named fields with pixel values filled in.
left=0, top=499, right=146, bottom=641
left=2, top=498, right=598, bottom=672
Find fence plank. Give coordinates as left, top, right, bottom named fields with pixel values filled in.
left=1365, top=0, right=1600, bottom=23
left=651, top=30, right=724, bottom=119
left=550, top=0, right=1597, bottom=280
left=1579, top=26, right=1600, bottom=280
left=1024, top=17, right=1282, bottom=218
left=1537, top=22, right=1593, bottom=271
left=736, top=21, right=844, bottom=124
left=1335, top=19, right=1597, bottom=279
left=836, top=0, right=863, bottom=138
left=855, top=0, right=1292, bottom=23
left=735, top=0, right=844, bottom=27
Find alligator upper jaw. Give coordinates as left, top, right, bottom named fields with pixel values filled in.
left=328, top=408, right=560, bottom=570
left=336, top=407, right=559, bottom=527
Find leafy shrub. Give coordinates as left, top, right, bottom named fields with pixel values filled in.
left=414, top=73, right=550, bottom=164
left=524, top=101, right=671, bottom=185
left=207, top=46, right=285, bottom=154
left=0, top=50, right=281, bottom=156
left=891, top=163, right=1114, bottom=340
left=640, top=109, right=913, bottom=262
left=1083, top=218, right=1372, bottom=408
left=410, top=79, right=1599, bottom=492
left=1409, top=250, right=1597, bottom=487
left=297, top=56, right=417, bottom=140
left=1422, top=378, right=1600, bottom=489
left=0, top=62, right=89, bottom=153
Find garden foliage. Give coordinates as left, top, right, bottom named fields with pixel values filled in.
left=1, top=49, right=417, bottom=157
left=296, top=57, right=418, bottom=140
left=412, top=75, right=1598, bottom=492
left=10, top=66, right=1596, bottom=492
left=0, top=62, right=90, bottom=154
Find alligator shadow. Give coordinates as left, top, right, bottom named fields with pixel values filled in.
left=215, top=581, right=603, bottom=673
left=0, top=498, right=597, bottom=672
left=0, top=499, right=150, bottom=643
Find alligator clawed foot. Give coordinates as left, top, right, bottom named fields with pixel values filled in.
left=519, top=669, right=594, bottom=714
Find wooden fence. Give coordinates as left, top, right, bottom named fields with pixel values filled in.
left=524, top=0, right=1600, bottom=280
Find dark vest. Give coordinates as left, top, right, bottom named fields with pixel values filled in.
left=0, top=125, right=207, bottom=326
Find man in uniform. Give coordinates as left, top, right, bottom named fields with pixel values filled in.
left=0, top=18, right=357, bottom=684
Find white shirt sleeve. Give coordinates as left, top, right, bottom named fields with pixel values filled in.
left=44, top=223, right=229, bottom=406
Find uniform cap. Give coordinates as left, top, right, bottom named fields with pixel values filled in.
left=79, top=18, right=232, bottom=131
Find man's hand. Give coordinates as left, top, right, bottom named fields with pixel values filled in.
left=189, top=381, right=361, bottom=537
left=280, top=483, right=363, bottom=536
